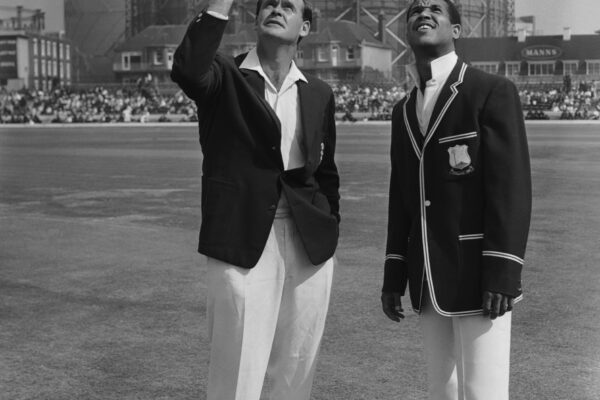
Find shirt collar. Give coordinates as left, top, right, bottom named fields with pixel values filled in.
left=240, top=48, right=307, bottom=91
left=407, top=51, right=458, bottom=87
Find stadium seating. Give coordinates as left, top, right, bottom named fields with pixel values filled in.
left=1, top=82, right=598, bottom=123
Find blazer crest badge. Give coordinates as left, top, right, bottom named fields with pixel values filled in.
left=447, top=144, right=474, bottom=175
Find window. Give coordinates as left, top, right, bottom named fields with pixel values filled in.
left=167, top=50, right=174, bottom=69
left=472, top=62, right=498, bottom=75
left=346, top=46, right=355, bottom=61
left=46, top=41, right=51, bottom=58
left=33, top=60, right=38, bottom=77
left=331, top=44, right=339, bottom=66
left=41, top=39, right=46, bottom=56
left=505, top=62, right=520, bottom=76
left=528, top=61, right=555, bottom=76
left=317, top=46, right=327, bottom=62
left=121, top=52, right=141, bottom=70
left=32, top=38, right=37, bottom=55
left=122, top=53, right=130, bottom=70
left=65, top=44, right=70, bottom=60
left=52, top=42, right=57, bottom=58
left=153, top=50, right=163, bottom=65
left=586, top=60, right=600, bottom=75
left=130, top=54, right=142, bottom=66
left=563, top=61, right=578, bottom=76
left=59, top=43, right=63, bottom=59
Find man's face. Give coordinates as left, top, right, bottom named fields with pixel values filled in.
left=255, top=0, right=310, bottom=44
left=406, top=0, right=460, bottom=55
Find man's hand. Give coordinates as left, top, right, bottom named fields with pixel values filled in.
left=381, top=292, right=405, bottom=322
left=482, top=291, right=514, bottom=319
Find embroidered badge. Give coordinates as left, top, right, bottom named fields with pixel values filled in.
left=447, top=144, right=474, bottom=175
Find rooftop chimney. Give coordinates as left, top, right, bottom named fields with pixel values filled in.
left=311, top=9, right=319, bottom=33
left=17, top=6, right=23, bottom=30
left=33, top=9, right=43, bottom=31
left=378, top=11, right=385, bottom=43
left=563, top=27, right=571, bottom=41
left=518, top=28, right=527, bottom=43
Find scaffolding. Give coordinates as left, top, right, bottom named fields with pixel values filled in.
left=456, top=0, right=515, bottom=38
left=66, top=0, right=515, bottom=82
left=125, top=0, right=201, bottom=38
left=307, top=0, right=515, bottom=78
left=0, top=5, right=45, bottom=32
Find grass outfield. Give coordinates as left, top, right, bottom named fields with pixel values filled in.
left=1, top=122, right=599, bottom=399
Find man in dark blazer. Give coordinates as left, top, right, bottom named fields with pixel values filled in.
left=381, top=1, right=531, bottom=399
left=171, top=0, right=340, bottom=398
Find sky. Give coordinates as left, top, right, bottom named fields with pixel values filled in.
left=515, top=0, right=600, bottom=35
left=1, top=0, right=599, bottom=37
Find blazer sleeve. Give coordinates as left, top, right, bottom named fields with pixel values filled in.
left=315, top=90, right=341, bottom=223
left=480, top=78, right=532, bottom=297
left=382, top=102, right=410, bottom=294
left=170, top=13, right=229, bottom=101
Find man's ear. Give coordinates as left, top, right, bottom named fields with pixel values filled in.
left=452, top=24, right=461, bottom=40
left=299, top=20, right=311, bottom=38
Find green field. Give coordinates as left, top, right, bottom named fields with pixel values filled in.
left=1, top=122, right=599, bottom=399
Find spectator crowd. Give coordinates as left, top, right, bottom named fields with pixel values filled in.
left=1, top=79, right=599, bottom=124
left=520, top=80, right=600, bottom=120
left=0, top=85, right=197, bottom=124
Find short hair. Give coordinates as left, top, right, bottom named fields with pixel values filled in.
left=255, top=0, right=313, bottom=25
left=407, top=0, right=462, bottom=26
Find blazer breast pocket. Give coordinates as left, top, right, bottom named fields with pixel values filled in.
left=437, top=131, right=479, bottom=180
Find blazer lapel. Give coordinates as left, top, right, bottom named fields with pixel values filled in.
left=297, top=79, right=317, bottom=169
left=423, top=60, right=467, bottom=147
left=240, top=68, right=282, bottom=134
left=404, top=87, right=424, bottom=159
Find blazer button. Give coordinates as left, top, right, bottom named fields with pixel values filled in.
left=424, top=200, right=431, bottom=207
left=271, top=146, right=277, bottom=151
left=269, top=204, right=277, bottom=211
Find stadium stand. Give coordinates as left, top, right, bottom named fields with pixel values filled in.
left=518, top=80, right=599, bottom=120
left=1, top=81, right=598, bottom=124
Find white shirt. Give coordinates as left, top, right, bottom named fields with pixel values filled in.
left=204, top=12, right=306, bottom=170
left=240, top=48, right=307, bottom=171
left=407, top=51, right=458, bottom=136
left=201, top=12, right=307, bottom=216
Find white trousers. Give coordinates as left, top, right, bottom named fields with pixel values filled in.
left=420, top=288, right=512, bottom=400
left=205, top=217, right=334, bottom=400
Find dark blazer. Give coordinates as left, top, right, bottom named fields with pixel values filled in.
left=383, top=60, right=532, bottom=316
left=171, top=13, right=340, bottom=269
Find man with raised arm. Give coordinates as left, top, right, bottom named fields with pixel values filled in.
left=171, top=0, right=340, bottom=399
left=381, top=1, right=531, bottom=399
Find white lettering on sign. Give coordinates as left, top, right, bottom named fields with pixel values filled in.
left=521, top=45, right=563, bottom=60
left=524, top=48, right=558, bottom=57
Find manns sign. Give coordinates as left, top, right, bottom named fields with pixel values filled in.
left=521, top=45, right=563, bottom=60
